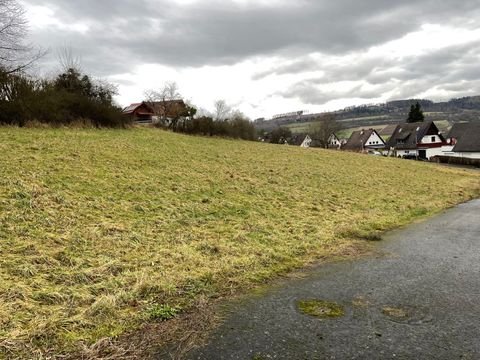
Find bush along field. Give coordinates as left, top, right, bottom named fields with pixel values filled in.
left=0, top=128, right=479, bottom=358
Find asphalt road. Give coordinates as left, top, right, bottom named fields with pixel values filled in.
left=186, top=200, right=480, bottom=360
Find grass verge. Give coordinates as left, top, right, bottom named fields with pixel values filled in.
left=0, top=128, right=479, bottom=358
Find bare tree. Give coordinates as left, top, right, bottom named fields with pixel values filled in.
left=144, top=81, right=186, bottom=130
left=0, top=0, right=44, bottom=73
left=213, top=99, right=231, bottom=121
left=309, top=114, right=341, bottom=148
left=56, top=46, right=82, bottom=73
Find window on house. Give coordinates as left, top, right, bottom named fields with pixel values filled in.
left=431, top=136, right=436, bottom=142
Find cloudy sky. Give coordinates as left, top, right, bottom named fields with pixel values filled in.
left=21, top=0, right=480, bottom=119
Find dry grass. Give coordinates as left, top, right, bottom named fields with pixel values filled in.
left=0, top=128, right=479, bottom=358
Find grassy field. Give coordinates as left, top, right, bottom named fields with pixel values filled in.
left=335, top=125, right=386, bottom=139
left=0, top=128, right=479, bottom=358
left=286, top=117, right=389, bottom=135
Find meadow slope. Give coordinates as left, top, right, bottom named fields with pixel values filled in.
left=0, top=128, right=479, bottom=358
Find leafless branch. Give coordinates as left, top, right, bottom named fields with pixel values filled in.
left=143, top=82, right=185, bottom=130
left=56, top=45, right=82, bottom=72
left=213, top=99, right=231, bottom=121
left=0, top=0, right=46, bottom=74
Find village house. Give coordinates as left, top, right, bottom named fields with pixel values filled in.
left=378, top=124, right=398, bottom=141
left=386, top=121, right=445, bottom=160
left=441, top=122, right=480, bottom=159
left=343, top=129, right=386, bottom=152
left=123, top=99, right=188, bottom=124
left=295, top=133, right=345, bottom=149
left=292, top=134, right=321, bottom=148
left=122, top=102, right=155, bottom=123
left=327, top=133, right=346, bottom=149
left=300, top=135, right=313, bottom=148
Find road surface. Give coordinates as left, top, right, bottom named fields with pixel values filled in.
left=185, top=200, right=480, bottom=360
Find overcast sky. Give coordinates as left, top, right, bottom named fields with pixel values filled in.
left=21, top=0, right=480, bottom=119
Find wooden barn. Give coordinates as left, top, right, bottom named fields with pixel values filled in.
left=123, top=102, right=155, bottom=124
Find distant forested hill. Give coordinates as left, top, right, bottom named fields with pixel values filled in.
left=255, top=96, right=480, bottom=132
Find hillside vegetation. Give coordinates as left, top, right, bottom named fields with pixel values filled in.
left=1, top=128, right=479, bottom=358
left=256, top=95, right=480, bottom=133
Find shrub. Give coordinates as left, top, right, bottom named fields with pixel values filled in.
left=183, top=115, right=256, bottom=140
left=0, top=68, right=130, bottom=128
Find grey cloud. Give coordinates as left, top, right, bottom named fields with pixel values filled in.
left=279, top=78, right=396, bottom=104
left=19, top=0, right=480, bottom=110
left=440, top=80, right=480, bottom=94
left=252, top=58, right=321, bottom=80
left=24, top=0, right=480, bottom=75
left=279, top=37, right=480, bottom=105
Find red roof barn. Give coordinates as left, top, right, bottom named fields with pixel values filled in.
left=123, top=102, right=155, bottom=123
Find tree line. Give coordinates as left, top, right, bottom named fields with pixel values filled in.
left=181, top=114, right=257, bottom=140
left=143, top=84, right=256, bottom=140
left=262, top=113, right=341, bottom=147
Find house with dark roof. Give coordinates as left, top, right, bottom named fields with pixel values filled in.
left=378, top=124, right=398, bottom=141
left=343, top=129, right=386, bottom=152
left=122, top=102, right=155, bottom=124
left=291, top=134, right=322, bottom=148
left=328, top=133, right=347, bottom=149
left=386, top=121, right=445, bottom=160
left=442, top=122, right=480, bottom=159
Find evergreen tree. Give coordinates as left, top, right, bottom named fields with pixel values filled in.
left=407, top=102, right=425, bottom=123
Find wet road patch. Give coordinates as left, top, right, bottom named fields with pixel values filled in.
left=382, top=306, right=408, bottom=319
left=382, top=305, right=433, bottom=325
left=297, top=299, right=345, bottom=319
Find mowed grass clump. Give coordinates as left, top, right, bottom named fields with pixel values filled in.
left=0, top=128, right=478, bottom=357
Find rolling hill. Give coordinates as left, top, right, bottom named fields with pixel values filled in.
left=255, top=96, right=480, bottom=135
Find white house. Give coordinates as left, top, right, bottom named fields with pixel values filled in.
left=328, top=133, right=346, bottom=149
left=441, top=122, right=480, bottom=159
left=300, top=135, right=313, bottom=148
left=386, top=121, right=445, bottom=160
left=343, top=129, right=386, bottom=152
